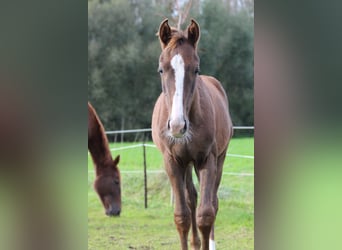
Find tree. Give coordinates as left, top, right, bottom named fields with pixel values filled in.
left=198, top=0, right=254, bottom=126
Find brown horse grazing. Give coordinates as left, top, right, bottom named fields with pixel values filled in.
left=88, top=102, right=121, bottom=216
left=152, top=19, right=233, bottom=250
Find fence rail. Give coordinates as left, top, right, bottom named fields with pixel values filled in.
left=90, top=126, right=254, bottom=208
left=105, top=126, right=254, bottom=135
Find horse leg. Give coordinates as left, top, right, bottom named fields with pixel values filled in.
left=209, top=149, right=227, bottom=250
left=185, top=167, right=201, bottom=250
left=164, top=155, right=191, bottom=250
left=196, top=153, right=217, bottom=250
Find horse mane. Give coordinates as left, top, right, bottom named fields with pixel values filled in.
left=88, top=102, right=114, bottom=172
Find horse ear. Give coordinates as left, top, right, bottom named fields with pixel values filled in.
left=158, top=19, right=172, bottom=49
left=187, top=19, right=200, bottom=48
left=113, top=155, right=120, bottom=165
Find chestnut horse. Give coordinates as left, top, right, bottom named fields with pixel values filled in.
left=88, top=102, right=121, bottom=216
left=152, top=19, right=233, bottom=250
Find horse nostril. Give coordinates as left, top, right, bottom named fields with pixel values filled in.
left=181, top=120, right=187, bottom=134
left=167, top=120, right=171, bottom=130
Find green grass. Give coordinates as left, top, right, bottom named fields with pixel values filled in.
left=88, top=137, right=254, bottom=249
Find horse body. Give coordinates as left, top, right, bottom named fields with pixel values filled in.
left=153, top=74, right=230, bottom=159
left=88, top=102, right=121, bottom=216
left=152, top=19, right=233, bottom=250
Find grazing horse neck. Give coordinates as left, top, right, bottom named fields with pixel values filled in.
left=88, top=110, right=113, bottom=173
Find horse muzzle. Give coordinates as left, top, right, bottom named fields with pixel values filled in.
left=168, top=118, right=187, bottom=138
left=106, top=206, right=121, bottom=217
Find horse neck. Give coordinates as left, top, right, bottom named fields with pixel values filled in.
left=88, top=117, right=113, bottom=172
left=189, top=78, right=203, bottom=120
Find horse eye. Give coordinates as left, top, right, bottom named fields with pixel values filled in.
left=114, top=180, right=119, bottom=185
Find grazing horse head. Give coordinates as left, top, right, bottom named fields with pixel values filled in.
left=88, top=102, right=122, bottom=216
left=152, top=19, right=233, bottom=250
left=93, top=155, right=121, bottom=217
left=157, top=19, right=201, bottom=144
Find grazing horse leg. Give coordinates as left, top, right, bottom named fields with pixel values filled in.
left=185, top=167, right=201, bottom=250
left=196, top=153, right=217, bottom=250
left=164, top=155, right=191, bottom=250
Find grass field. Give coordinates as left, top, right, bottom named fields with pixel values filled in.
left=88, top=137, right=254, bottom=249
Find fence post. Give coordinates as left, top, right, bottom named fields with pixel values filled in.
left=143, top=143, right=148, bottom=209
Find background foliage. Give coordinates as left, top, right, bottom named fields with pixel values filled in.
left=88, top=0, right=254, bottom=135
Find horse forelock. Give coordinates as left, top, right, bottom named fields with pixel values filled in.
left=164, top=28, right=195, bottom=52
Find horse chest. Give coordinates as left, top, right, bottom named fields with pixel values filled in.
left=169, top=143, right=210, bottom=166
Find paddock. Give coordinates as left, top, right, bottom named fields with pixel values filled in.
left=88, top=129, right=253, bottom=250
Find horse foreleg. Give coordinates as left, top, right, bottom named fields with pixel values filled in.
left=196, top=153, right=217, bottom=250
left=208, top=197, right=218, bottom=250
left=208, top=149, right=227, bottom=250
left=209, top=225, right=215, bottom=250
left=165, top=156, right=191, bottom=250
left=185, top=167, right=201, bottom=250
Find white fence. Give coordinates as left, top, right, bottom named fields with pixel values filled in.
left=89, top=126, right=254, bottom=208
left=105, top=126, right=254, bottom=135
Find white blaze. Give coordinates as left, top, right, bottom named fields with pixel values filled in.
left=170, top=54, right=185, bottom=130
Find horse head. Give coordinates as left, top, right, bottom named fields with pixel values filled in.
left=158, top=19, right=201, bottom=143
left=94, top=155, right=121, bottom=216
